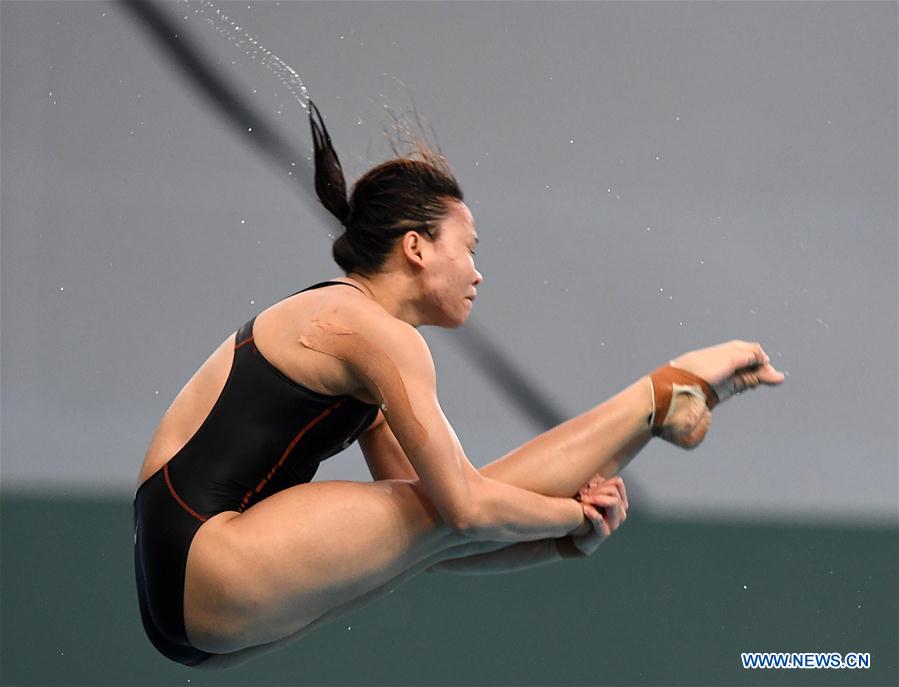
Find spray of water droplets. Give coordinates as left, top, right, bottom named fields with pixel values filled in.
left=181, top=0, right=310, bottom=113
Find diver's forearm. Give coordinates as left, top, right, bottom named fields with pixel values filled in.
left=480, top=377, right=653, bottom=498
left=461, top=476, right=586, bottom=541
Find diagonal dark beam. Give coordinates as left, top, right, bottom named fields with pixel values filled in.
left=120, top=0, right=331, bottom=228
left=122, top=0, right=650, bottom=508
left=450, top=326, right=565, bottom=427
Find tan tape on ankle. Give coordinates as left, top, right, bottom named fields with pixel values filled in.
left=648, top=364, right=719, bottom=437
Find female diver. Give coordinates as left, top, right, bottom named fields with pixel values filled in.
left=134, top=102, right=785, bottom=668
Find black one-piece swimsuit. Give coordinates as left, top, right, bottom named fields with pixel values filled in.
left=133, top=281, right=380, bottom=666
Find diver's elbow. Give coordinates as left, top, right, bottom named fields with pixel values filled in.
left=444, top=505, right=479, bottom=536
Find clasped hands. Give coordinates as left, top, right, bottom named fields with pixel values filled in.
left=564, top=474, right=628, bottom=557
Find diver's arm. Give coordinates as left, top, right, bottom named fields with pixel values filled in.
left=429, top=476, right=625, bottom=574
left=359, top=411, right=419, bottom=481
left=320, top=314, right=587, bottom=542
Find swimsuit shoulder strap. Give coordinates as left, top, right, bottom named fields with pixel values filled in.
left=236, top=280, right=365, bottom=345
left=292, top=280, right=367, bottom=296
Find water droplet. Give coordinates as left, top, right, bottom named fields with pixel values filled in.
left=154, top=390, right=159, bottom=395
left=742, top=584, right=748, bottom=590
left=250, top=300, right=255, bottom=305
left=569, top=139, right=574, bottom=144
left=545, top=184, right=551, bottom=190
left=247, top=127, right=253, bottom=132
left=659, top=287, right=664, bottom=292
left=182, top=1, right=311, bottom=124
left=679, top=321, right=684, bottom=326
left=646, top=226, right=651, bottom=231
left=240, top=219, right=246, bottom=224
left=655, top=156, right=660, bottom=161
left=59, top=286, right=64, bottom=292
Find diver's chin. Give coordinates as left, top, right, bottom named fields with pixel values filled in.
left=436, top=313, right=469, bottom=329
left=453, top=307, right=473, bottom=328
left=429, top=300, right=473, bottom=329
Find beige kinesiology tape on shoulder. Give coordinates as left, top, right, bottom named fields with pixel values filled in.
left=648, top=364, right=719, bottom=437
left=298, top=318, right=430, bottom=456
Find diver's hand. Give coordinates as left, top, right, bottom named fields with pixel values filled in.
left=566, top=476, right=628, bottom=557
left=671, top=340, right=785, bottom=402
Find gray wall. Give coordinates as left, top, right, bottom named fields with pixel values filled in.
left=2, top=1, right=897, bottom=524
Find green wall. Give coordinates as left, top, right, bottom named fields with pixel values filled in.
left=1, top=494, right=896, bottom=686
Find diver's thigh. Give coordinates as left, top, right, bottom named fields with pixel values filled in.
left=183, top=479, right=459, bottom=653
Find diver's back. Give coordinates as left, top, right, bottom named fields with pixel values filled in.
left=137, top=280, right=377, bottom=489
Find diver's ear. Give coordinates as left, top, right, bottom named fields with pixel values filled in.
left=400, top=230, right=427, bottom=269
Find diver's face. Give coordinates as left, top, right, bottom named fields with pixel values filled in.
left=420, top=201, right=482, bottom=327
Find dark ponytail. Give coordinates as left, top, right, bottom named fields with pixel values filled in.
left=309, top=101, right=464, bottom=276
left=309, top=100, right=350, bottom=225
